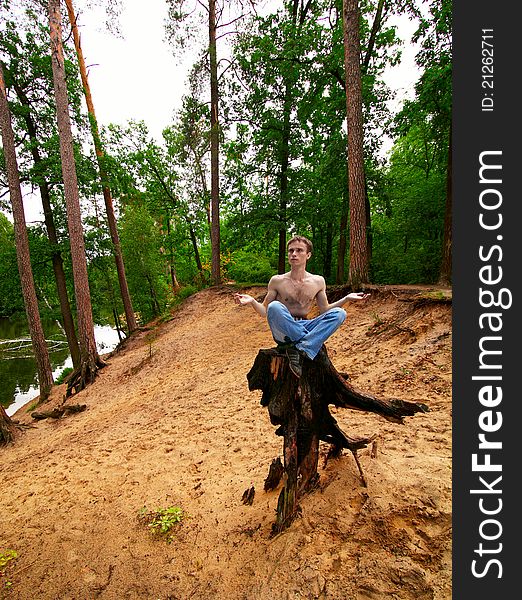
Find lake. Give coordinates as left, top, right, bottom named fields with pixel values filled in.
left=0, top=317, right=122, bottom=416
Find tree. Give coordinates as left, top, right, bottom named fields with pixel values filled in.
left=1, top=403, right=17, bottom=445
left=49, top=0, right=104, bottom=394
left=223, top=1, right=402, bottom=282
left=64, top=0, right=138, bottom=331
left=228, top=1, right=320, bottom=272
left=103, top=118, right=205, bottom=286
left=343, top=0, right=369, bottom=287
left=166, top=0, right=222, bottom=284
left=0, top=60, right=54, bottom=403
left=167, top=1, right=260, bottom=284
left=118, top=203, right=170, bottom=322
left=413, top=0, right=452, bottom=285
left=0, top=16, right=82, bottom=367
left=208, top=0, right=221, bottom=284
left=370, top=124, right=446, bottom=283
left=389, top=0, right=451, bottom=285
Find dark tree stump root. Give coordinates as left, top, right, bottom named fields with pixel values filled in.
left=66, top=356, right=107, bottom=397
left=31, top=403, right=87, bottom=420
left=247, top=346, right=428, bottom=534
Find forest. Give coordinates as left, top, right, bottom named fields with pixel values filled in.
left=0, top=0, right=451, bottom=404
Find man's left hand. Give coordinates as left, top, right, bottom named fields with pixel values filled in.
left=346, top=292, right=370, bottom=301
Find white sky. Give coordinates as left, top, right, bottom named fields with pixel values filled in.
left=76, top=0, right=192, bottom=143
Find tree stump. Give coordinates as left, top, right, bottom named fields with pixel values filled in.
left=247, top=346, right=428, bottom=533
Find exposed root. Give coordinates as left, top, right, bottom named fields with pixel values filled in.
left=66, top=356, right=107, bottom=397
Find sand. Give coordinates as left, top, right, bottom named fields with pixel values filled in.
left=0, top=285, right=452, bottom=599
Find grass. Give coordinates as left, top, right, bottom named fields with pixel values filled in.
left=138, top=506, right=185, bottom=542
left=0, top=549, right=18, bottom=592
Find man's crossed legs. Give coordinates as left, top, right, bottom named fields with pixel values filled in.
left=266, top=301, right=346, bottom=377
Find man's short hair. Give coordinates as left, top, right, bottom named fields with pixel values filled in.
left=287, top=235, right=313, bottom=254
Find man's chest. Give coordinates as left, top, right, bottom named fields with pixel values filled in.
left=278, top=281, right=319, bottom=306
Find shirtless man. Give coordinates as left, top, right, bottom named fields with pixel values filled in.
left=234, top=235, right=369, bottom=377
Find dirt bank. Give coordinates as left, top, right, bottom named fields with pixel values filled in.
left=1, top=285, right=452, bottom=599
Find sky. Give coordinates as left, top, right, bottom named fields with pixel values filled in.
left=15, top=0, right=420, bottom=222
left=77, top=0, right=420, bottom=145
left=76, top=0, right=193, bottom=143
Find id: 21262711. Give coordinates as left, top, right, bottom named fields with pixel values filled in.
left=481, top=29, right=494, bottom=112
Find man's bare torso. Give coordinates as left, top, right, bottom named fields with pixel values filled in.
left=268, top=272, right=324, bottom=318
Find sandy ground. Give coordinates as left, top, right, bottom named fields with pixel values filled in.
left=0, top=285, right=452, bottom=600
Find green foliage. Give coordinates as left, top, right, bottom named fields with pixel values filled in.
left=175, top=284, right=198, bottom=302
left=0, top=214, right=24, bottom=317
left=0, top=0, right=453, bottom=351
left=119, top=203, right=170, bottom=323
left=0, top=549, right=17, bottom=570
left=138, top=506, right=184, bottom=542
left=370, top=124, right=446, bottom=283
left=54, top=367, right=73, bottom=385
left=0, top=548, right=18, bottom=590
left=225, top=249, right=275, bottom=284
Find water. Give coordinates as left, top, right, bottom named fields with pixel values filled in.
left=0, top=317, right=122, bottom=416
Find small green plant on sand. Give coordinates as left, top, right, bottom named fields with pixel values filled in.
left=138, top=506, right=184, bottom=542
left=0, top=549, right=18, bottom=590
left=368, top=311, right=384, bottom=329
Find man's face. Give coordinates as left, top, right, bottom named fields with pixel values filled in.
left=287, top=241, right=311, bottom=267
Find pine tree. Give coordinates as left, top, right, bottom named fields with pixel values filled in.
left=48, top=0, right=104, bottom=394
left=0, top=61, right=54, bottom=404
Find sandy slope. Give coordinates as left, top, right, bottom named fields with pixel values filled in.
left=0, top=286, right=452, bottom=600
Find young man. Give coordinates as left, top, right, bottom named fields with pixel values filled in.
left=234, top=235, right=369, bottom=377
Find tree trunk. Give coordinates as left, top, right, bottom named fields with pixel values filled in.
left=209, top=0, right=221, bottom=285
left=362, top=0, right=385, bottom=74
left=324, top=220, right=333, bottom=280
left=365, top=182, right=372, bottom=267
left=164, top=216, right=180, bottom=291
left=0, top=405, right=17, bottom=445
left=49, top=0, right=104, bottom=396
left=336, top=196, right=348, bottom=284
left=277, top=81, right=292, bottom=274
left=10, top=73, right=81, bottom=368
left=0, top=61, right=54, bottom=402
left=247, top=347, right=428, bottom=532
left=187, top=220, right=204, bottom=275
left=343, top=0, right=369, bottom=287
left=438, top=125, right=452, bottom=286
left=65, top=0, right=138, bottom=333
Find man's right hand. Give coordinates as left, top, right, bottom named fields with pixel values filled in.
left=234, top=293, right=255, bottom=306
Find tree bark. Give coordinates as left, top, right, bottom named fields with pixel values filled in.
left=49, top=0, right=104, bottom=395
left=247, top=347, right=428, bottom=532
left=336, top=194, right=348, bottom=284
left=65, top=0, right=138, bottom=333
left=187, top=220, right=204, bottom=275
left=164, top=216, right=180, bottom=291
left=343, top=0, right=369, bottom=287
left=0, top=61, right=54, bottom=402
left=277, top=80, right=292, bottom=275
left=324, top=220, right=333, bottom=280
left=209, top=0, right=221, bottom=285
left=0, top=405, right=17, bottom=445
left=361, top=0, right=385, bottom=74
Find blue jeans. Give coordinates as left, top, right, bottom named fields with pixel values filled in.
left=266, top=301, right=346, bottom=360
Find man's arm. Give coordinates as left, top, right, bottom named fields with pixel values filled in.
left=234, top=277, right=278, bottom=318
left=315, top=277, right=370, bottom=313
